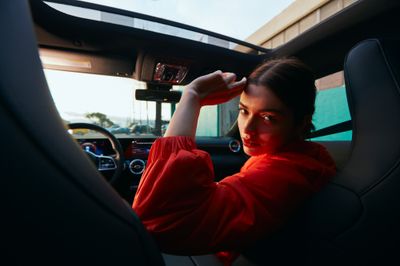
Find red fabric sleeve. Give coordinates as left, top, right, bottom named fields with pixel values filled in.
left=132, top=136, right=335, bottom=255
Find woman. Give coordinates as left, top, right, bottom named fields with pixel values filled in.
left=132, top=58, right=336, bottom=263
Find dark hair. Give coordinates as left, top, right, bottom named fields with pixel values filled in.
left=247, top=58, right=316, bottom=136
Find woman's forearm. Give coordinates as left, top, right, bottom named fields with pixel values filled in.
left=164, top=90, right=201, bottom=138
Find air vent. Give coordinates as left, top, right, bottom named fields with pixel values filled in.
left=129, top=159, right=146, bottom=175
left=229, top=139, right=241, bottom=153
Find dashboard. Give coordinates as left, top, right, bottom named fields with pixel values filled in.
left=75, top=137, right=247, bottom=204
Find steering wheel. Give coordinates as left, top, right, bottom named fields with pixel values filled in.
left=68, top=123, right=125, bottom=184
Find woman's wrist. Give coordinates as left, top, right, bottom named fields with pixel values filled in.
left=181, top=87, right=202, bottom=107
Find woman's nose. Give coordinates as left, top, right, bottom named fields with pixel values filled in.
left=243, top=116, right=256, bottom=135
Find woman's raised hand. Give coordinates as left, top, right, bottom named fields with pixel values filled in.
left=164, top=71, right=246, bottom=137
left=184, top=70, right=247, bottom=106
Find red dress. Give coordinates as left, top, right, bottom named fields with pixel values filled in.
left=132, top=136, right=336, bottom=258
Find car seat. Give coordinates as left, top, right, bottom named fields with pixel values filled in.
left=240, top=39, right=400, bottom=265
left=1, top=1, right=164, bottom=265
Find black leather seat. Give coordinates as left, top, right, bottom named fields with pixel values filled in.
left=1, top=1, right=164, bottom=265
left=241, top=39, right=400, bottom=265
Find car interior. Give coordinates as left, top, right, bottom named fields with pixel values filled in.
left=2, top=0, right=400, bottom=265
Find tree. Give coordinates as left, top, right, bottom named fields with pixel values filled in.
left=85, top=112, right=114, bottom=127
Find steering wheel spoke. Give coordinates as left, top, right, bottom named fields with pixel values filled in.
left=98, top=155, right=117, bottom=171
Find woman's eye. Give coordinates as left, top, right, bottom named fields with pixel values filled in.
left=238, top=108, right=247, bottom=114
left=262, top=115, right=273, bottom=122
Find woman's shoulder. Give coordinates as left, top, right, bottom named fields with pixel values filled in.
left=277, top=140, right=334, bottom=163
left=243, top=140, right=336, bottom=175
left=238, top=140, right=336, bottom=190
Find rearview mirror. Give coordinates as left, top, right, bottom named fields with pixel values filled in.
left=135, top=89, right=181, bottom=103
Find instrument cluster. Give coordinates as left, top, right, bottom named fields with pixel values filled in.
left=76, top=138, right=152, bottom=177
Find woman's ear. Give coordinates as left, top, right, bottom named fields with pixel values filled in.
left=297, top=115, right=313, bottom=138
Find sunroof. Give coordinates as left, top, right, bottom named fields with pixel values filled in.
left=44, top=0, right=294, bottom=53
left=77, top=0, right=294, bottom=42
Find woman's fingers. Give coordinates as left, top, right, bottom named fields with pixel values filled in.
left=227, top=77, right=247, bottom=90
left=226, top=82, right=245, bottom=98
left=187, top=71, right=246, bottom=105
left=222, top=72, right=237, bottom=85
left=200, top=77, right=246, bottom=106
left=208, top=71, right=245, bottom=89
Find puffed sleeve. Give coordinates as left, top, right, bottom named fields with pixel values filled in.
left=132, top=136, right=335, bottom=255
left=133, top=136, right=217, bottom=221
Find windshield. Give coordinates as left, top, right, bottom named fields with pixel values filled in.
left=45, top=69, right=221, bottom=138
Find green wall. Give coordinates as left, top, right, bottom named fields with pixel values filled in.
left=312, top=85, right=352, bottom=141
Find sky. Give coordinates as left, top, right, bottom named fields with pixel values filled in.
left=78, top=0, right=295, bottom=41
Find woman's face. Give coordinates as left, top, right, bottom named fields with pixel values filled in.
left=238, top=84, right=301, bottom=156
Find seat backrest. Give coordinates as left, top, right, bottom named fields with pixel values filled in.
left=1, top=1, right=164, bottom=265
left=241, top=39, right=400, bottom=265
left=306, top=38, right=400, bottom=265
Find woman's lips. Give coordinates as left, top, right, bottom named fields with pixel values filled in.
left=243, top=140, right=260, bottom=148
